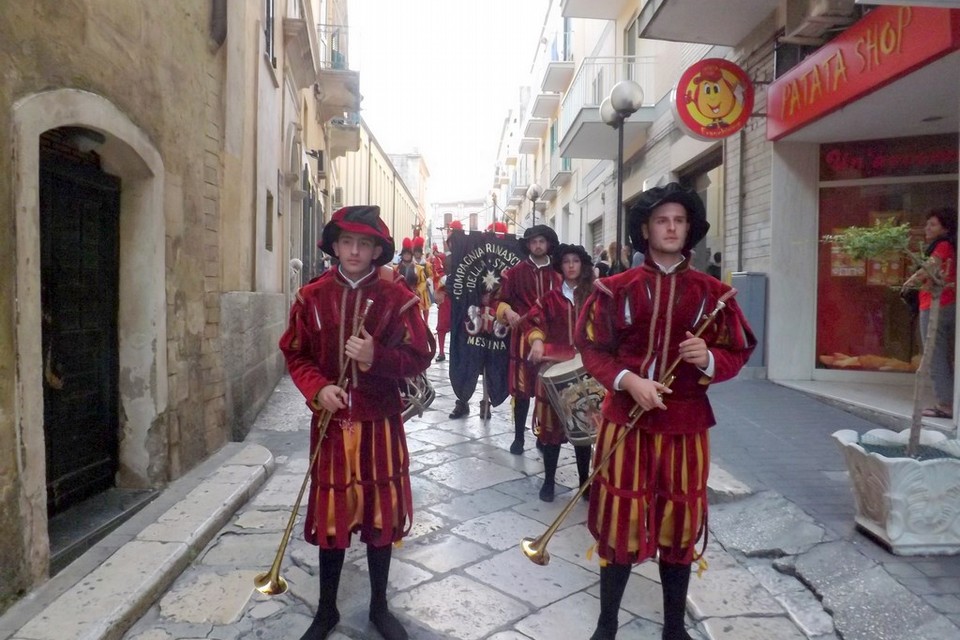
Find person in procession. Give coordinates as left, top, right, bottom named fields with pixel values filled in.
left=575, top=183, right=756, bottom=640
left=495, top=224, right=561, bottom=454
left=396, top=237, right=432, bottom=326
left=433, top=220, right=463, bottom=362
left=525, top=243, right=596, bottom=502
left=279, top=205, right=435, bottom=640
left=412, top=236, right=433, bottom=324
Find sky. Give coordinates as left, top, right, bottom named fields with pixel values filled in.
left=349, top=0, right=550, bottom=204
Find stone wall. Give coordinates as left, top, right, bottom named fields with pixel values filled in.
left=221, top=293, right=288, bottom=441
left=0, top=0, right=230, bottom=610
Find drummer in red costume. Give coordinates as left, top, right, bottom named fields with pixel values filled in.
left=575, top=184, right=755, bottom=640
left=279, top=205, right=435, bottom=640
left=496, top=224, right=561, bottom=454
left=525, top=243, right=595, bottom=502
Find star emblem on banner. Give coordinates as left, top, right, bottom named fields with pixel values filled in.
left=482, top=269, right=500, bottom=292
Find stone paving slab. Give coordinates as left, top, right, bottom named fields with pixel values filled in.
left=391, top=575, right=531, bottom=640
left=5, top=444, right=272, bottom=640
left=16, top=368, right=929, bottom=640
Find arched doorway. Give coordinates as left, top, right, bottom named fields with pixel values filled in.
left=12, top=89, right=168, bottom=582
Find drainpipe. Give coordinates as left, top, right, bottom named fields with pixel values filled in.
left=737, top=128, right=745, bottom=272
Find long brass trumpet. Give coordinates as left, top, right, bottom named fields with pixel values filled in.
left=255, top=298, right=374, bottom=595
left=520, top=289, right=737, bottom=565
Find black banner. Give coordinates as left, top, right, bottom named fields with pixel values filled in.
left=448, top=230, right=521, bottom=406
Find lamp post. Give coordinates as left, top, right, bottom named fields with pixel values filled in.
left=526, top=183, right=543, bottom=226
left=600, top=80, right=644, bottom=273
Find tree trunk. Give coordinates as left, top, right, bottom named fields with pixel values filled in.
left=909, top=285, right=943, bottom=457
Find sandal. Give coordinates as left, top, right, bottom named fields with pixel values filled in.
left=922, top=407, right=953, bottom=419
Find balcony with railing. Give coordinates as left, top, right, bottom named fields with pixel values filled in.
left=531, top=92, right=561, bottom=119
left=316, top=24, right=361, bottom=121
left=636, top=0, right=781, bottom=46
left=326, top=110, right=361, bottom=157
left=550, top=147, right=572, bottom=189
left=541, top=30, right=575, bottom=93
left=561, top=0, right=630, bottom=20
left=558, top=56, right=656, bottom=160
left=538, top=162, right=557, bottom=202
left=283, top=0, right=321, bottom=91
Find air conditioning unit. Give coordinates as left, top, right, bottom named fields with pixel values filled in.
left=783, top=0, right=857, bottom=45
left=331, top=186, right=344, bottom=210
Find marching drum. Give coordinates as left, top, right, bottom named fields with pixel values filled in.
left=539, top=354, right=606, bottom=446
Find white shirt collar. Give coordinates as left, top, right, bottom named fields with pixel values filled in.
left=339, top=266, right=376, bottom=289
left=562, top=281, right=576, bottom=303
left=529, top=255, right=551, bottom=269
left=653, top=256, right=687, bottom=274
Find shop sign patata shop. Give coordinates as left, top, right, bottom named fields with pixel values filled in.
left=767, top=6, right=960, bottom=140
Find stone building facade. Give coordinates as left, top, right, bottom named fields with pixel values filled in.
left=0, top=0, right=365, bottom=612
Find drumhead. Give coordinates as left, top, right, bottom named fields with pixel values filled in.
left=541, top=353, right=585, bottom=378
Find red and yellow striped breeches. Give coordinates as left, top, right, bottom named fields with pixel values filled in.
left=305, top=415, right=413, bottom=549
left=588, top=421, right=709, bottom=565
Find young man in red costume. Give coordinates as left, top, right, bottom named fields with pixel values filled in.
left=525, top=243, right=595, bottom=502
left=575, top=184, right=755, bottom=640
left=279, top=206, right=435, bottom=640
left=496, top=224, right=561, bottom=454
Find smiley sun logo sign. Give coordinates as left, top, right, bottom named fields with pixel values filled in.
left=672, top=58, right=754, bottom=141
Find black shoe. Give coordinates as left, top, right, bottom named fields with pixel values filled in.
left=535, top=439, right=544, bottom=451
left=299, top=609, right=340, bottom=640
left=539, top=481, right=555, bottom=502
left=509, top=439, right=524, bottom=455
left=449, top=400, right=469, bottom=419
left=369, top=607, right=408, bottom=640
left=435, top=354, right=445, bottom=362
left=590, top=625, right=617, bottom=640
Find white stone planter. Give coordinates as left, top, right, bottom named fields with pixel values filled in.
left=833, top=428, right=960, bottom=555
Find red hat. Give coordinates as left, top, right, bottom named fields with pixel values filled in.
left=486, top=221, right=508, bottom=234
left=319, top=206, right=395, bottom=266
left=412, top=236, right=425, bottom=251
left=401, top=237, right=413, bottom=254
left=448, top=221, right=463, bottom=231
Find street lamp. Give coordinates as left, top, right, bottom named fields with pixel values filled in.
left=526, top=183, right=543, bottom=226
left=601, top=79, right=644, bottom=273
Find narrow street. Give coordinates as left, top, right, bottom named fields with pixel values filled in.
left=6, top=312, right=960, bottom=639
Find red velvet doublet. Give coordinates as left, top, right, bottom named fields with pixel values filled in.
left=575, top=257, right=755, bottom=564
left=279, top=268, right=435, bottom=548
left=496, top=257, right=561, bottom=399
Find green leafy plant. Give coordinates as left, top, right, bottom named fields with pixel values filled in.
left=821, top=219, right=949, bottom=457
left=821, top=218, right=913, bottom=261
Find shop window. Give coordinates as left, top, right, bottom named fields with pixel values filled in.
left=817, top=134, right=958, bottom=373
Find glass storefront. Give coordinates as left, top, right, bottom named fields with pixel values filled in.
left=817, top=134, right=959, bottom=373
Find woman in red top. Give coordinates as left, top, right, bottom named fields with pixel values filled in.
left=904, top=207, right=957, bottom=419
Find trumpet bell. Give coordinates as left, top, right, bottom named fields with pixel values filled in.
left=520, top=536, right=551, bottom=566
left=254, top=571, right=289, bottom=595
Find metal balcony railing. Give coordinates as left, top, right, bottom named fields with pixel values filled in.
left=558, top=56, right=656, bottom=143
left=330, top=111, right=360, bottom=127
left=317, top=24, right=357, bottom=71
left=550, top=147, right=572, bottom=186
left=548, top=30, right=574, bottom=63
